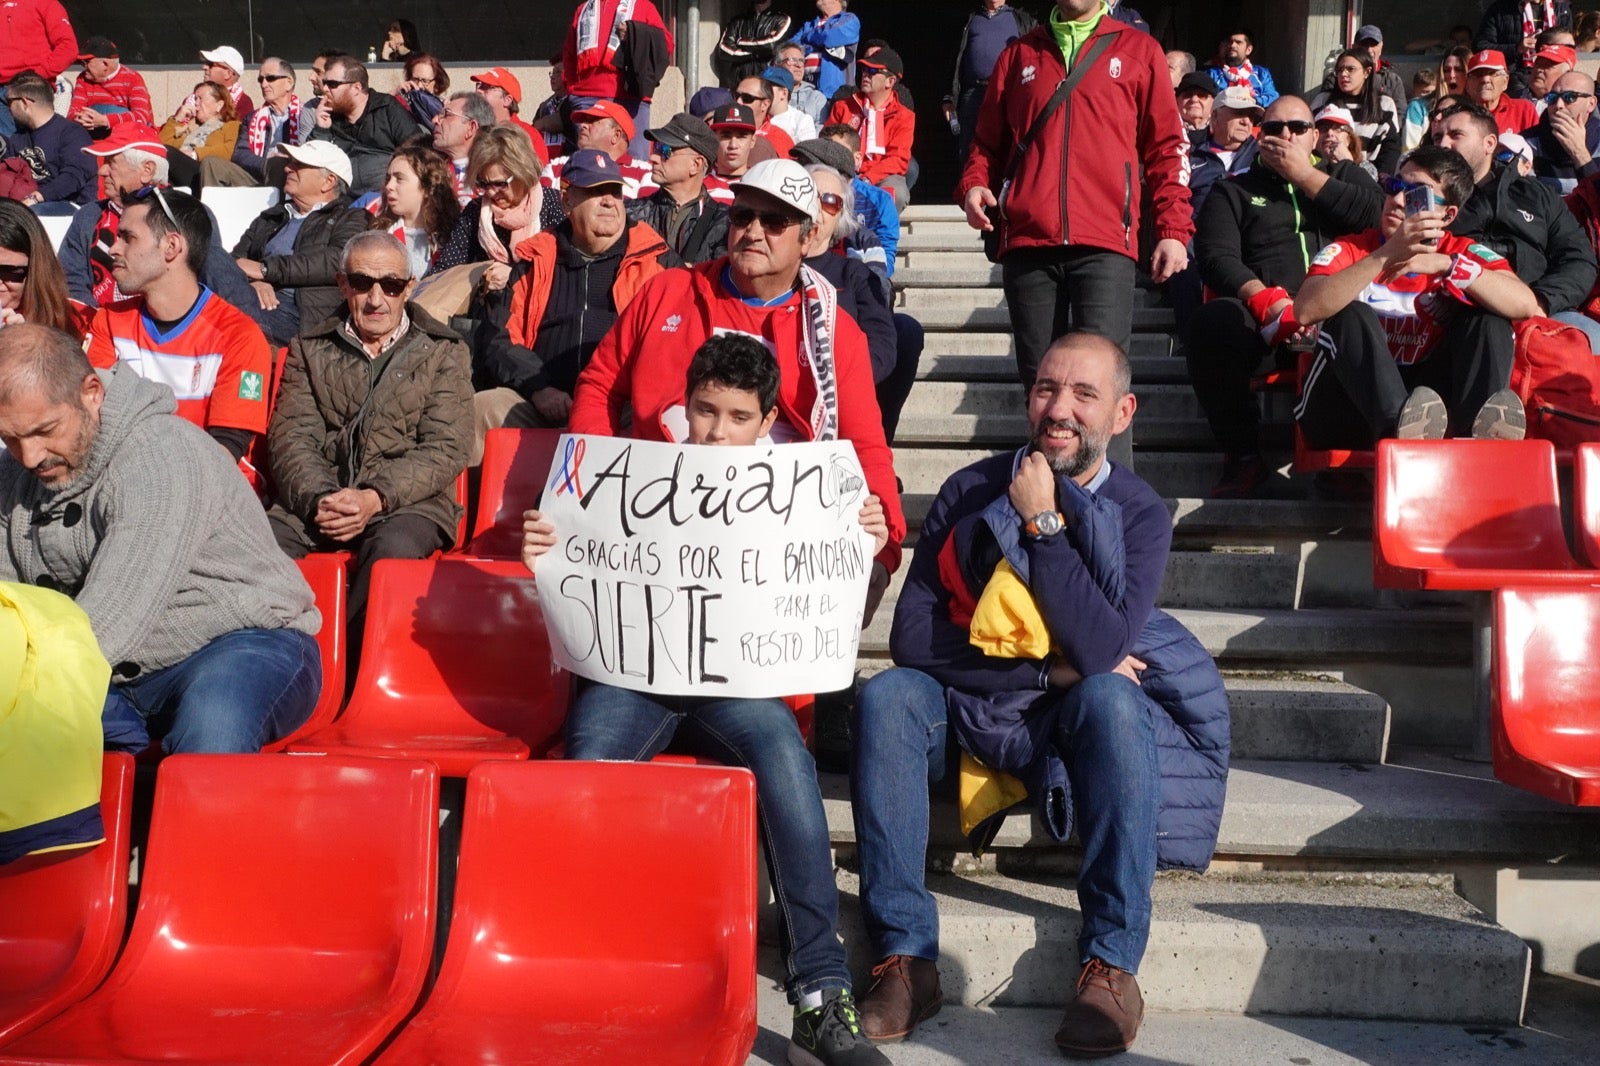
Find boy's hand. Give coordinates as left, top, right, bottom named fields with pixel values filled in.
left=858, top=494, right=888, bottom=556
left=862, top=562, right=890, bottom=628
left=521, top=508, right=556, bottom=579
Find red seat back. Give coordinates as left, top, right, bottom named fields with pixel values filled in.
left=292, top=558, right=569, bottom=770
left=1, top=755, right=439, bottom=1065
left=467, top=428, right=562, bottom=559
left=1493, top=587, right=1600, bottom=805
left=0, top=753, right=134, bottom=1045
left=1374, top=439, right=1580, bottom=589
left=1575, top=442, right=1600, bottom=568
left=262, top=554, right=347, bottom=752
left=377, top=760, right=757, bottom=1065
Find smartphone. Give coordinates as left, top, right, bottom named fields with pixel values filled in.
left=1403, top=184, right=1440, bottom=217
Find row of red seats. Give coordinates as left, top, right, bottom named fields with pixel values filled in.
left=0, top=755, right=759, bottom=1064
left=1372, top=438, right=1600, bottom=806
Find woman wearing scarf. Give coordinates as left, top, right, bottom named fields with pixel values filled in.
left=429, top=125, right=544, bottom=303
left=160, top=81, right=240, bottom=190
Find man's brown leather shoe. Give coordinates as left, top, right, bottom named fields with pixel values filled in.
left=1054, top=958, right=1144, bottom=1058
left=857, top=954, right=943, bottom=1042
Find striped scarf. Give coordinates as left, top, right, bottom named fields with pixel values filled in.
left=246, top=95, right=302, bottom=157
left=1220, top=60, right=1254, bottom=89
left=797, top=263, right=839, bottom=441
left=575, top=0, right=637, bottom=64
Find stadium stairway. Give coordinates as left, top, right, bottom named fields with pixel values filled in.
left=803, top=204, right=1600, bottom=1028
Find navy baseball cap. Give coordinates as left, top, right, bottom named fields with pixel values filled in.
left=561, top=148, right=626, bottom=189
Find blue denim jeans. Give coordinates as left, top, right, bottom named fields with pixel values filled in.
left=565, top=682, right=850, bottom=1002
left=101, top=628, right=322, bottom=754
left=851, top=667, right=1159, bottom=974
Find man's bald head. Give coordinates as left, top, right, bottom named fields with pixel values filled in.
left=1265, top=95, right=1312, bottom=123
left=1038, top=332, right=1132, bottom=398
left=0, top=324, right=96, bottom=409
left=1556, top=70, right=1597, bottom=95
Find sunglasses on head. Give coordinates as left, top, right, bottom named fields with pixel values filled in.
left=727, top=205, right=804, bottom=232
left=0, top=264, right=28, bottom=283
left=818, top=191, right=844, bottom=216
left=132, top=184, right=179, bottom=228
left=734, top=91, right=766, bottom=105
left=1546, top=90, right=1594, bottom=105
left=1259, top=119, right=1314, bottom=136
left=344, top=272, right=409, bottom=296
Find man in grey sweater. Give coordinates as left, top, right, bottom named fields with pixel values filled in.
left=0, top=324, right=322, bottom=754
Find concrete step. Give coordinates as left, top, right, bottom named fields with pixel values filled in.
left=895, top=382, right=1213, bottom=448
left=898, top=284, right=1167, bottom=317
left=826, top=868, right=1529, bottom=1022
left=899, top=204, right=968, bottom=222
left=895, top=260, right=1004, bottom=288
left=1223, top=676, right=1391, bottom=763
left=899, top=220, right=988, bottom=247
left=918, top=335, right=1184, bottom=379
left=1160, top=550, right=1300, bottom=610
left=893, top=448, right=1232, bottom=513
left=746, top=973, right=1599, bottom=1065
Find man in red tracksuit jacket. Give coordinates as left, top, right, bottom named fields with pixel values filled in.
left=562, top=0, right=674, bottom=159
left=960, top=0, right=1192, bottom=387
left=570, top=158, right=906, bottom=605
left=0, top=0, right=77, bottom=139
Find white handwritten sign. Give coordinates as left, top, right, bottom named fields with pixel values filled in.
left=535, top=434, right=875, bottom=698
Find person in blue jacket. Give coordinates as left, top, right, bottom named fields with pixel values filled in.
left=848, top=332, right=1229, bottom=1056
left=1204, top=29, right=1280, bottom=107
left=789, top=0, right=861, bottom=99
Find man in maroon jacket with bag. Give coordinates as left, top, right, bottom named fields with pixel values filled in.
left=960, top=0, right=1192, bottom=387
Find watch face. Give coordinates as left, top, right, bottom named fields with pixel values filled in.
left=1033, top=511, right=1064, bottom=536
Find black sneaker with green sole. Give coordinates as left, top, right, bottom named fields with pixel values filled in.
left=788, top=989, right=891, bottom=1066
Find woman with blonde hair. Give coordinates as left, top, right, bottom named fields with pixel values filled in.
left=430, top=124, right=544, bottom=297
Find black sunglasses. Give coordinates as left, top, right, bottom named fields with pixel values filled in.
left=1546, top=90, right=1595, bottom=105
left=257, top=73, right=290, bottom=83
left=0, top=264, right=28, bottom=283
left=1259, top=119, right=1314, bottom=136
left=320, top=78, right=352, bottom=89
left=734, top=91, right=767, bottom=105
left=344, top=272, right=409, bottom=296
left=728, top=205, right=803, bottom=232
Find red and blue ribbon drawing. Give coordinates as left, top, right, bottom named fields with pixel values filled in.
left=551, top=436, right=587, bottom=497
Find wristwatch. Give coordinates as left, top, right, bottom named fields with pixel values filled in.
left=1024, top=510, right=1065, bottom=538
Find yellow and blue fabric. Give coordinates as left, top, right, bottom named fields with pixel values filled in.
left=0, top=581, right=112, bottom=864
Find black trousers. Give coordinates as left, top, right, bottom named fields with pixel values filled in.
left=875, top=312, right=924, bottom=444
left=1001, top=245, right=1136, bottom=388
left=1295, top=302, right=1515, bottom=448
left=270, top=510, right=448, bottom=662
left=1184, top=297, right=1288, bottom=456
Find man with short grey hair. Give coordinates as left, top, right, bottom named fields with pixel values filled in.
left=202, top=56, right=304, bottom=186
left=0, top=322, right=322, bottom=754
left=267, top=231, right=473, bottom=655
left=432, top=90, right=496, bottom=204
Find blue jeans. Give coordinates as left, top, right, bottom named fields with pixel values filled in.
left=851, top=667, right=1160, bottom=974
left=101, top=628, right=322, bottom=754
left=1553, top=310, right=1600, bottom=354
left=565, top=682, right=850, bottom=1002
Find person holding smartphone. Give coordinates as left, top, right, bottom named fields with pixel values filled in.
left=1292, top=145, right=1541, bottom=446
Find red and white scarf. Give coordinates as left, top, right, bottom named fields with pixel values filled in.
left=246, top=95, right=302, bottom=157
left=1220, top=60, right=1254, bottom=88
left=1522, top=2, right=1559, bottom=64
left=576, top=0, right=637, bottom=64
left=797, top=263, right=840, bottom=442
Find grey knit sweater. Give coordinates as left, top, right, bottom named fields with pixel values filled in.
left=0, top=367, right=318, bottom=681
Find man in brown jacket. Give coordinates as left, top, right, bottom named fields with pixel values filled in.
left=267, top=230, right=472, bottom=653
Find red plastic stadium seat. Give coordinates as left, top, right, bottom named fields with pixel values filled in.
left=0, top=754, right=134, bottom=1046
left=0, top=755, right=438, bottom=1065
left=261, top=554, right=347, bottom=752
left=1493, top=587, right=1600, bottom=805
left=467, top=428, right=562, bottom=559
left=377, top=761, right=758, bottom=1066
left=288, top=558, right=569, bottom=775
left=1373, top=439, right=1594, bottom=590
left=1574, top=443, right=1600, bottom=568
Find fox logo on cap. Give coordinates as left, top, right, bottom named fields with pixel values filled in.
left=781, top=175, right=814, bottom=200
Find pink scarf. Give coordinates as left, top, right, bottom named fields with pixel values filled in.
left=478, top=189, right=542, bottom=265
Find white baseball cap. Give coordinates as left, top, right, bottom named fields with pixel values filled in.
left=277, top=141, right=354, bottom=187
left=731, top=159, right=821, bottom=224
left=199, top=46, right=246, bottom=75
left=1314, top=104, right=1355, bottom=128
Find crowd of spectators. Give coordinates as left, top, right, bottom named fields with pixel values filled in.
left=13, top=4, right=1600, bottom=1064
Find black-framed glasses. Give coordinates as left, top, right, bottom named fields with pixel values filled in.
left=1546, top=90, right=1594, bottom=105
left=728, top=205, right=803, bottom=232
left=133, top=184, right=179, bottom=228
left=734, top=91, right=766, bottom=105
left=1259, top=119, right=1314, bottom=136
left=818, top=191, right=844, bottom=215
left=474, top=177, right=513, bottom=192
left=257, top=73, right=290, bottom=83
left=343, top=272, right=409, bottom=296
left=0, top=264, right=28, bottom=283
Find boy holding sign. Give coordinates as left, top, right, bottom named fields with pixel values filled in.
left=523, top=334, right=890, bottom=1066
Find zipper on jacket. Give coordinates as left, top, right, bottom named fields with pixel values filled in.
left=1287, top=181, right=1309, bottom=271
left=1122, top=162, right=1133, bottom=249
